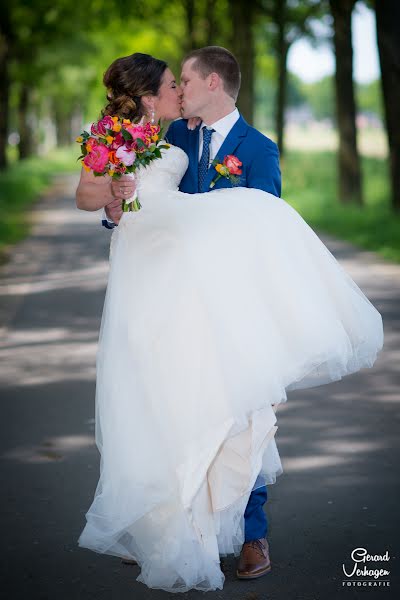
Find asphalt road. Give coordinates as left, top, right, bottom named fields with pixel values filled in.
left=0, top=174, right=399, bottom=600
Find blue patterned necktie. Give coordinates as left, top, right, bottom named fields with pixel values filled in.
left=198, top=127, right=215, bottom=192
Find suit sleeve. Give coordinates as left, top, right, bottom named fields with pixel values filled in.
left=165, top=121, right=176, bottom=145
left=247, top=142, right=281, bottom=197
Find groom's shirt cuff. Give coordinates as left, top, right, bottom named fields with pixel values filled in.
left=101, top=208, right=117, bottom=229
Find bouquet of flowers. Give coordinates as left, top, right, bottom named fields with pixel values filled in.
left=76, top=116, right=170, bottom=211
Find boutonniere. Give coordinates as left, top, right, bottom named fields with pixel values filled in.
left=210, top=154, right=243, bottom=188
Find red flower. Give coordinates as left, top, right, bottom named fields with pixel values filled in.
left=110, top=132, right=124, bottom=150
left=223, top=154, right=242, bottom=175
left=90, top=116, right=114, bottom=137
left=150, top=124, right=160, bottom=135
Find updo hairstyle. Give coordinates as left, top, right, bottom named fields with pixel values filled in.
left=102, top=53, right=168, bottom=122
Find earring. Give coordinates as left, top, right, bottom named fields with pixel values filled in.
left=150, top=109, right=155, bottom=124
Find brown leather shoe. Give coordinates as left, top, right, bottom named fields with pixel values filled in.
left=236, top=538, right=272, bottom=579
left=121, top=557, right=138, bottom=565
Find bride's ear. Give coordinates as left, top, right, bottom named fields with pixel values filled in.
left=141, top=95, right=156, bottom=114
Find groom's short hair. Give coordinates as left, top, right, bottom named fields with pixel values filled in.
left=183, top=46, right=241, bottom=101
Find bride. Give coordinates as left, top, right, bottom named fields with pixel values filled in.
left=76, top=52, right=384, bottom=593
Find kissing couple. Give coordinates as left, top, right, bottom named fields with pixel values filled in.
left=76, top=46, right=383, bottom=593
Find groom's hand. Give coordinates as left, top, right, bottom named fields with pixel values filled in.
left=187, top=117, right=201, bottom=130
left=105, top=197, right=123, bottom=224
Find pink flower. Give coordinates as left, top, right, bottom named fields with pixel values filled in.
left=83, top=142, right=109, bottom=173
left=223, top=154, right=242, bottom=175
left=91, top=116, right=114, bottom=137
left=125, top=124, right=147, bottom=142
left=115, top=145, right=136, bottom=166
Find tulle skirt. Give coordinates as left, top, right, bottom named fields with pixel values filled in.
left=78, top=186, right=383, bottom=592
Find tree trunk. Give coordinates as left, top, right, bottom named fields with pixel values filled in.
left=330, top=0, right=362, bottom=204
left=375, top=0, right=400, bottom=212
left=232, top=0, right=254, bottom=124
left=184, top=0, right=196, bottom=52
left=0, top=42, right=9, bottom=169
left=0, top=16, right=12, bottom=169
left=54, top=108, right=72, bottom=147
left=274, top=0, right=289, bottom=156
left=17, top=83, right=35, bottom=160
left=206, top=0, right=218, bottom=46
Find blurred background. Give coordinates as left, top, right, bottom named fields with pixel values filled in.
left=0, top=0, right=399, bottom=262
left=1, top=5, right=399, bottom=597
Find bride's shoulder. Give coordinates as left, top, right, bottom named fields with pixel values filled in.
left=168, top=144, right=188, bottom=157
left=161, top=144, right=188, bottom=164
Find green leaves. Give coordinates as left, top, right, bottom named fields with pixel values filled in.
left=135, top=137, right=146, bottom=149
left=121, top=128, right=133, bottom=141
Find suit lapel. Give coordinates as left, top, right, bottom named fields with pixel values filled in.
left=204, top=115, right=248, bottom=190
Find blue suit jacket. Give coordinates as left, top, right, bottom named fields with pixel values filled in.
left=166, top=115, right=281, bottom=196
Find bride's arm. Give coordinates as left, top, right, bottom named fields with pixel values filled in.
left=75, top=168, right=136, bottom=225
left=75, top=168, right=115, bottom=212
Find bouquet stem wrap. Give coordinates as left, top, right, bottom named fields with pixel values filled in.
left=122, top=173, right=141, bottom=212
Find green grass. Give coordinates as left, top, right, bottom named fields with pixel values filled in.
left=0, top=147, right=77, bottom=261
left=282, top=151, right=400, bottom=263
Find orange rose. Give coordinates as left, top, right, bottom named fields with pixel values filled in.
left=108, top=150, right=120, bottom=165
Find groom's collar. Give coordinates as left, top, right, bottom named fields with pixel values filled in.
left=200, top=108, right=240, bottom=138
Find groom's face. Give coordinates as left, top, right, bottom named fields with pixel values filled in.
left=180, top=58, right=210, bottom=119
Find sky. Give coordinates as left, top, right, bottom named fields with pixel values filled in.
left=287, top=3, right=380, bottom=84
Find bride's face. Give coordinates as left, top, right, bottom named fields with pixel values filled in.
left=153, top=68, right=182, bottom=121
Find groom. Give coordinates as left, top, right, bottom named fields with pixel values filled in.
left=104, top=46, right=281, bottom=580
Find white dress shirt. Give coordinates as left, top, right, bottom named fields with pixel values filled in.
left=198, top=108, right=240, bottom=163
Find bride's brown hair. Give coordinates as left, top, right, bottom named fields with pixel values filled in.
left=102, top=53, right=168, bottom=122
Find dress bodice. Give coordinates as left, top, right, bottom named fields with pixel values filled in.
left=136, top=145, right=189, bottom=194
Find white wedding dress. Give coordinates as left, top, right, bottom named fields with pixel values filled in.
left=78, top=145, right=383, bottom=592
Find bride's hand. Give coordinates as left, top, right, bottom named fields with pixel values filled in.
left=187, top=117, right=201, bottom=131
left=111, top=175, right=136, bottom=201
left=107, top=175, right=136, bottom=224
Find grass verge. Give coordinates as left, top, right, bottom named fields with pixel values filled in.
left=0, top=147, right=77, bottom=261
left=282, top=151, right=399, bottom=263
